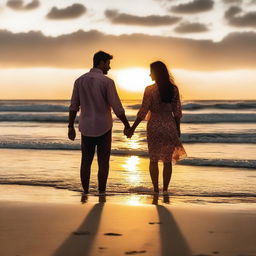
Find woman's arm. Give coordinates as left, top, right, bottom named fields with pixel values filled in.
left=125, top=117, right=143, bottom=138
left=174, top=117, right=181, bottom=137
left=126, top=87, right=150, bottom=138
left=172, top=87, right=182, bottom=137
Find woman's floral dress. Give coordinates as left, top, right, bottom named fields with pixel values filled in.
left=137, top=84, right=186, bottom=163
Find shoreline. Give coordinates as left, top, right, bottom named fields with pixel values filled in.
left=1, top=184, right=256, bottom=207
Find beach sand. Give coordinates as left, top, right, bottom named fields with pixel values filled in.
left=0, top=185, right=256, bottom=256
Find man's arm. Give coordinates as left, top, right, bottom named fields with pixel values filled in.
left=68, top=110, right=77, bottom=141
left=68, top=80, right=80, bottom=141
left=107, top=80, right=130, bottom=132
left=117, top=113, right=130, bottom=136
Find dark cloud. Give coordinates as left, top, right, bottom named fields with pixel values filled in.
left=229, top=12, right=256, bottom=27
left=105, top=10, right=181, bottom=26
left=224, top=6, right=242, bottom=19
left=174, top=22, right=208, bottom=33
left=6, top=0, right=22, bottom=9
left=171, top=0, right=214, bottom=14
left=225, top=7, right=256, bottom=27
left=25, top=0, right=40, bottom=9
left=46, top=4, right=86, bottom=20
left=0, top=29, right=255, bottom=71
left=223, top=0, right=242, bottom=4
left=7, top=0, right=40, bottom=10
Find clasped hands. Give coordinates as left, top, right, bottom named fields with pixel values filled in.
left=124, top=125, right=135, bottom=139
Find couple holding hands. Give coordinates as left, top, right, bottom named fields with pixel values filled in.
left=68, top=51, right=186, bottom=195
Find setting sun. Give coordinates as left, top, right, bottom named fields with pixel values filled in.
left=114, top=68, right=153, bottom=92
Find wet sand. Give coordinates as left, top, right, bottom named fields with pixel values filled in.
left=0, top=185, right=256, bottom=256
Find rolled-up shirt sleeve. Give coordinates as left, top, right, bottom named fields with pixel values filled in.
left=69, top=80, right=80, bottom=111
left=137, top=87, right=150, bottom=120
left=107, top=80, right=125, bottom=116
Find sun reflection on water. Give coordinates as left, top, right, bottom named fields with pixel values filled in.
left=126, top=135, right=140, bottom=150
left=123, top=156, right=139, bottom=172
left=122, top=156, right=141, bottom=184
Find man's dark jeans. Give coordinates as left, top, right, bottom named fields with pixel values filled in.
left=80, top=129, right=111, bottom=193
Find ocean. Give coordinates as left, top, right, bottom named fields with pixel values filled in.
left=0, top=99, right=255, bottom=204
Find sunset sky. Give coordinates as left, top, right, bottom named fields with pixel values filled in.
left=1, top=0, right=256, bottom=100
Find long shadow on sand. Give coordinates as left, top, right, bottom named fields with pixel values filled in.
left=155, top=195, right=192, bottom=256
left=53, top=195, right=105, bottom=256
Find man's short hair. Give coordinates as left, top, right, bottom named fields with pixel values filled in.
left=93, top=51, right=113, bottom=67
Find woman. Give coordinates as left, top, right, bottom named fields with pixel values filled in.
left=127, top=61, right=186, bottom=194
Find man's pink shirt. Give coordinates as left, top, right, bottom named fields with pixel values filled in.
left=69, top=68, right=125, bottom=137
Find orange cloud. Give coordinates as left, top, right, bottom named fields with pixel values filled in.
left=0, top=29, right=256, bottom=71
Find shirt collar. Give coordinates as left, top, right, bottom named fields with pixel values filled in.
left=90, top=68, right=103, bottom=74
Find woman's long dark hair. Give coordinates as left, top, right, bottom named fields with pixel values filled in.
left=150, top=61, right=175, bottom=103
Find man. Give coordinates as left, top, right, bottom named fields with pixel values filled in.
left=68, top=51, right=130, bottom=194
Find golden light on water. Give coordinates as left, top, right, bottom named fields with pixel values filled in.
left=122, top=156, right=141, bottom=184
left=127, top=136, right=140, bottom=150
left=123, top=156, right=139, bottom=172
left=114, top=68, right=153, bottom=92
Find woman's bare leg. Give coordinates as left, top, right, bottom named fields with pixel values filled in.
left=149, top=161, right=159, bottom=193
left=163, top=162, right=172, bottom=192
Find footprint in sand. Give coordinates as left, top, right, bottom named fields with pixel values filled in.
left=73, top=231, right=90, bottom=235
left=148, top=222, right=162, bottom=224
left=193, top=254, right=212, bottom=256
left=125, top=250, right=147, bottom=255
left=104, top=232, right=122, bottom=236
